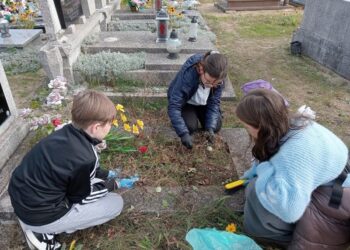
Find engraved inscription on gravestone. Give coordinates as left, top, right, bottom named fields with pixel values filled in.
left=0, top=83, right=10, bottom=125
left=61, top=0, right=83, bottom=23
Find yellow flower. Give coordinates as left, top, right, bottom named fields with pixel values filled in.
left=116, top=104, right=125, bottom=112
left=112, top=119, right=118, bottom=127
left=124, top=123, right=131, bottom=132
left=225, top=223, right=237, bottom=233
left=132, top=124, right=139, bottom=135
left=167, top=6, right=176, bottom=15
left=177, top=12, right=184, bottom=18
left=136, top=119, right=144, bottom=130
left=120, top=113, right=127, bottom=123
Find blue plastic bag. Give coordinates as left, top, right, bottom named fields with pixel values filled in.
left=186, top=228, right=262, bottom=250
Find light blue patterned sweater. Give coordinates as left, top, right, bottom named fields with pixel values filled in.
left=242, top=121, right=349, bottom=223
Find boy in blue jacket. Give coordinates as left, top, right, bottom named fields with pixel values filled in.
left=167, top=51, right=228, bottom=149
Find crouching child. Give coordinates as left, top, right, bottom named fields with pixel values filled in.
left=8, top=90, right=128, bottom=249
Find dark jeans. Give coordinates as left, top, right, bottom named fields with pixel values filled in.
left=181, top=103, right=222, bottom=134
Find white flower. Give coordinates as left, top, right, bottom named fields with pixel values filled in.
left=297, top=105, right=316, bottom=120
left=46, top=89, right=64, bottom=106
left=48, top=76, right=67, bottom=90
left=18, top=108, right=32, bottom=117
left=37, top=114, right=51, bottom=126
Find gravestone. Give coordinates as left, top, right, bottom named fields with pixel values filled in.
left=61, top=0, right=84, bottom=25
left=0, top=61, right=29, bottom=197
left=292, top=0, right=350, bottom=80
left=215, top=0, right=286, bottom=11
left=38, top=0, right=62, bottom=40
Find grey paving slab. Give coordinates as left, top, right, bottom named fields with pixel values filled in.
left=0, top=29, right=42, bottom=48
left=221, top=128, right=252, bottom=178
left=82, top=31, right=216, bottom=54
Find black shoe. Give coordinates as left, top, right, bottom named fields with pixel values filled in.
left=19, top=220, right=61, bottom=250
left=25, top=231, right=61, bottom=250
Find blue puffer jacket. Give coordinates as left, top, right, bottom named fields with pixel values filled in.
left=167, top=53, right=224, bottom=137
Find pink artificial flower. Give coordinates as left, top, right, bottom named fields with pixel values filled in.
left=138, top=146, right=148, bottom=154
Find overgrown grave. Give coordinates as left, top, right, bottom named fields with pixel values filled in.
left=72, top=3, right=244, bottom=215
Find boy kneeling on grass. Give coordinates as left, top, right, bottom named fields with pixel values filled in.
left=9, top=90, right=136, bottom=250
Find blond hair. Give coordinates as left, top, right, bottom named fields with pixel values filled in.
left=71, top=90, right=116, bottom=129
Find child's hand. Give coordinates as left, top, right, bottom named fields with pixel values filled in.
left=116, top=176, right=139, bottom=189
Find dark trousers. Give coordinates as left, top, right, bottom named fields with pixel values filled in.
left=244, top=178, right=294, bottom=248
left=181, top=103, right=222, bottom=134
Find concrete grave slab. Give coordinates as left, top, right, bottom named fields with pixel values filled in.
left=0, top=61, right=29, bottom=179
left=82, top=31, right=216, bottom=54
left=0, top=29, right=42, bottom=48
left=221, top=128, right=252, bottom=178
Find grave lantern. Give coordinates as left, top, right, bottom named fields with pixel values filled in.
left=188, top=16, right=198, bottom=42
left=155, top=0, right=162, bottom=12
left=167, top=29, right=182, bottom=59
left=156, top=9, right=169, bottom=43
left=0, top=14, right=10, bottom=38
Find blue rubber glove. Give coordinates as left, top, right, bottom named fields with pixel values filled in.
left=107, top=169, right=120, bottom=179
left=240, top=160, right=259, bottom=186
left=116, top=176, right=139, bottom=189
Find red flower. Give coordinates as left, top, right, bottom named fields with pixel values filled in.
left=52, top=118, right=62, bottom=127
left=138, top=146, right=148, bottom=154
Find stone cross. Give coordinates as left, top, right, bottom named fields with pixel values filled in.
left=38, top=0, right=62, bottom=41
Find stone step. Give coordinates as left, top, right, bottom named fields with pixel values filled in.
left=112, top=9, right=156, bottom=20
left=0, top=128, right=249, bottom=224
left=81, top=31, right=216, bottom=54
left=108, top=19, right=156, bottom=32
left=145, top=53, right=193, bottom=71
left=105, top=72, right=236, bottom=100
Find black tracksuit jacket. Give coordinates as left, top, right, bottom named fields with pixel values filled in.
left=8, top=124, right=110, bottom=226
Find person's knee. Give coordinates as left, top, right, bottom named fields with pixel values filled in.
left=187, top=122, right=199, bottom=134
left=107, top=193, right=124, bottom=218
left=213, top=117, right=222, bottom=133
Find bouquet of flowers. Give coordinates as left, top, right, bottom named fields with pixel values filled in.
left=128, top=0, right=148, bottom=11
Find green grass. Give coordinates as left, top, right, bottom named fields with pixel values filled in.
left=236, top=13, right=302, bottom=38
left=59, top=197, right=243, bottom=249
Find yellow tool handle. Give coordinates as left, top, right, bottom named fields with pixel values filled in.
left=224, top=179, right=246, bottom=190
